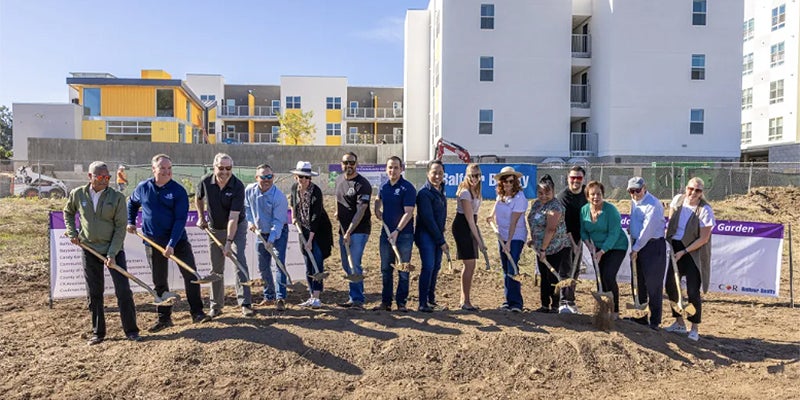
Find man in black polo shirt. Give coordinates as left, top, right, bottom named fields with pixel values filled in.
left=335, top=152, right=372, bottom=309
left=196, top=153, right=254, bottom=317
left=555, top=165, right=587, bottom=314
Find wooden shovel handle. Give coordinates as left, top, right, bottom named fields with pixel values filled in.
left=134, top=231, right=198, bottom=276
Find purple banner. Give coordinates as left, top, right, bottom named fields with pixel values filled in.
left=620, top=214, right=783, bottom=239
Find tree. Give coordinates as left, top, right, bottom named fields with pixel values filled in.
left=277, top=110, right=316, bottom=145
left=0, top=105, right=12, bottom=159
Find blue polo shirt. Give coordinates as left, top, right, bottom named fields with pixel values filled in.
left=127, top=178, right=189, bottom=248
left=378, top=176, right=416, bottom=235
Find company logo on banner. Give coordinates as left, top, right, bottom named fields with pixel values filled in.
left=49, top=211, right=306, bottom=301
left=442, top=164, right=537, bottom=199
left=328, top=164, right=387, bottom=189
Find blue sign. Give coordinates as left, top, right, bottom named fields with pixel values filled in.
left=443, top=164, right=537, bottom=199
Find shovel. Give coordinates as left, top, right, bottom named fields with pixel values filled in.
left=554, top=245, right=582, bottom=290
left=475, top=225, right=493, bottom=272
left=536, top=251, right=563, bottom=287
left=667, top=243, right=697, bottom=317
left=203, top=228, right=254, bottom=286
left=489, top=221, right=522, bottom=282
left=74, top=240, right=180, bottom=306
left=444, top=248, right=455, bottom=274
left=587, top=242, right=614, bottom=330
left=338, top=225, right=364, bottom=282
left=626, top=258, right=649, bottom=313
left=134, top=231, right=219, bottom=284
left=294, top=222, right=329, bottom=282
left=253, top=230, right=293, bottom=285
left=588, top=244, right=614, bottom=302
left=381, top=222, right=415, bottom=272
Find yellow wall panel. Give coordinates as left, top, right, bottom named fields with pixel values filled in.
left=285, top=109, right=301, bottom=116
left=101, top=86, right=155, bottom=117
left=208, top=134, right=217, bottom=144
left=82, top=120, right=106, bottom=140
left=192, top=103, right=203, bottom=126
left=175, top=90, right=188, bottom=121
left=248, top=93, right=255, bottom=117
left=248, top=120, right=255, bottom=143
left=325, top=109, right=342, bottom=123
left=209, top=108, right=216, bottom=122
left=141, top=70, right=171, bottom=79
left=152, top=121, right=178, bottom=143
left=325, top=136, right=341, bottom=146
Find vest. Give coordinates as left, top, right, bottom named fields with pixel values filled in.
left=666, top=195, right=712, bottom=293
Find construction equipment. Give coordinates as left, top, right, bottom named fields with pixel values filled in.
left=294, top=222, right=329, bottom=282
left=434, top=138, right=502, bottom=164
left=381, top=222, right=415, bottom=272
left=253, top=230, right=293, bottom=285
left=667, top=243, right=697, bottom=316
left=134, top=231, right=219, bottom=284
left=488, top=221, right=522, bottom=282
left=74, top=240, right=180, bottom=306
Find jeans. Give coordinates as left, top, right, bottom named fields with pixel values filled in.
left=208, top=221, right=251, bottom=311
left=501, top=240, right=525, bottom=309
left=301, top=231, right=324, bottom=293
left=340, top=233, right=369, bottom=304
left=256, top=225, right=289, bottom=300
left=379, top=233, right=413, bottom=306
left=146, top=238, right=205, bottom=321
left=416, top=234, right=442, bottom=308
left=83, top=250, right=138, bottom=337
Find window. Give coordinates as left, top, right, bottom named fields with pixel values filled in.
left=326, top=123, right=341, bottom=136
left=200, top=95, right=216, bottom=101
left=186, top=100, right=191, bottom=122
left=771, top=5, right=785, bottom=31
left=286, top=96, right=301, bottom=109
left=742, top=88, right=752, bottom=110
left=770, top=42, right=785, bottom=67
left=156, top=89, right=174, bottom=117
left=690, top=109, right=704, bottom=134
left=692, top=0, right=706, bottom=26
left=741, top=122, right=752, bottom=145
left=691, top=54, right=705, bottom=80
left=480, top=56, right=494, bottom=82
left=742, top=53, right=753, bottom=75
left=349, top=127, right=358, bottom=134
left=83, top=88, right=101, bottom=116
left=479, top=109, right=493, bottom=135
left=769, top=80, right=784, bottom=104
left=743, top=18, right=754, bottom=41
left=271, top=100, right=280, bottom=114
left=768, top=117, right=783, bottom=141
left=326, top=97, right=342, bottom=110
left=178, top=124, right=186, bottom=143
left=271, top=125, right=280, bottom=142
left=107, top=121, right=152, bottom=135
left=481, top=4, right=495, bottom=29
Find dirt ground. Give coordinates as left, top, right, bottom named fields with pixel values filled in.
left=0, top=187, right=798, bottom=399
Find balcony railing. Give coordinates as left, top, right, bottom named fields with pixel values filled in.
left=219, top=132, right=250, bottom=144
left=572, top=34, right=591, bottom=57
left=570, top=132, right=597, bottom=157
left=218, top=105, right=280, bottom=118
left=253, top=132, right=280, bottom=143
left=344, top=132, right=404, bottom=145
left=344, top=107, right=403, bottom=120
left=570, top=84, right=590, bottom=108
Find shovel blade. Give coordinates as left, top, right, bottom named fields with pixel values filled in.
left=592, top=291, right=613, bottom=302
left=309, top=272, right=330, bottom=282
left=685, top=303, right=697, bottom=316
left=626, top=302, right=648, bottom=310
left=344, top=273, right=364, bottom=282
left=243, top=279, right=265, bottom=287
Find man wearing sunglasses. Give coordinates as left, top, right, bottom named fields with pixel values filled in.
left=335, top=152, right=371, bottom=309
left=196, top=153, right=253, bottom=318
left=556, top=165, right=587, bottom=313
left=65, top=161, right=140, bottom=345
left=244, top=163, right=289, bottom=311
left=627, top=176, right=667, bottom=330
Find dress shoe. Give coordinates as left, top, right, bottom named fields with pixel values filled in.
left=126, top=332, right=143, bottom=342
left=418, top=305, right=433, bottom=313
left=148, top=319, right=174, bottom=333
left=371, top=303, right=391, bottom=311
left=192, top=313, right=212, bottom=324
left=87, top=335, right=104, bottom=346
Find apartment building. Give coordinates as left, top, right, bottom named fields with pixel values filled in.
left=405, top=0, right=743, bottom=163
left=741, top=0, right=800, bottom=162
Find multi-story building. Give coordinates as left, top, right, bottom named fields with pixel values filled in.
left=405, top=0, right=743, bottom=163
left=740, top=0, right=800, bottom=162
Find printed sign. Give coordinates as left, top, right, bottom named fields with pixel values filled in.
left=443, top=163, right=537, bottom=199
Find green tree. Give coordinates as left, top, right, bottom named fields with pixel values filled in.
left=0, top=105, right=12, bottom=159
left=277, top=110, right=316, bottom=145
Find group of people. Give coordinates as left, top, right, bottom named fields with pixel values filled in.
left=63, top=154, right=714, bottom=346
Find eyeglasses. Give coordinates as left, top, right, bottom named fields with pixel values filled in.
left=342, top=160, right=356, bottom=166
left=217, top=166, right=232, bottom=171
left=628, top=188, right=643, bottom=194
left=568, top=176, right=584, bottom=181
left=93, top=175, right=111, bottom=181
left=297, top=176, right=311, bottom=180
left=470, top=173, right=482, bottom=178
left=687, top=187, right=703, bottom=193
left=258, top=174, right=274, bottom=180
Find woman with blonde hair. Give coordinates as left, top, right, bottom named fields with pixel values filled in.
left=452, top=163, right=487, bottom=311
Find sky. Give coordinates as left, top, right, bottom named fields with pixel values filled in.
left=0, top=0, right=430, bottom=108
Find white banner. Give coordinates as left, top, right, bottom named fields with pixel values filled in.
left=49, top=211, right=308, bottom=300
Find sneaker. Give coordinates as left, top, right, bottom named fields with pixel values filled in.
left=567, top=303, right=579, bottom=314
left=309, top=298, right=322, bottom=309
left=558, top=305, right=571, bottom=314
left=126, top=332, right=142, bottom=342
left=397, top=305, right=409, bottom=312
left=242, top=306, right=255, bottom=317
left=534, top=306, right=550, bottom=313
left=371, top=303, right=392, bottom=311
left=665, top=322, right=688, bottom=334
left=298, top=298, right=314, bottom=307
left=499, top=304, right=511, bottom=311
left=624, top=316, right=649, bottom=326
left=276, top=299, right=286, bottom=311
left=338, top=301, right=364, bottom=309
left=257, top=299, right=275, bottom=307
left=208, top=309, right=222, bottom=318
left=418, top=305, right=433, bottom=313
left=687, top=330, right=700, bottom=342
left=510, top=307, right=522, bottom=313
left=87, top=335, right=104, bottom=346
left=148, top=319, right=174, bottom=333
left=192, top=313, right=212, bottom=324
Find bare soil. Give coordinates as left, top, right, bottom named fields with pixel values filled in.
left=0, top=188, right=798, bottom=399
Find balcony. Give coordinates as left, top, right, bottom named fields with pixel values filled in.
left=571, top=34, right=591, bottom=58
left=570, top=84, right=590, bottom=108
left=344, top=132, right=404, bottom=145
left=253, top=132, right=280, bottom=143
left=570, top=132, right=597, bottom=157
left=219, top=132, right=249, bottom=144
left=218, top=105, right=279, bottom=119
left=343, top=107, right=403, bottom=122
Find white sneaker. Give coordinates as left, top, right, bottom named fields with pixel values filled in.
left=298, top=298, right=313, bottom=307
left=558, top=305, right=570, bottom=314
left=309, top=298, right=322, bottom=309
left=665, top=322, right=688, bottom=333
left=568, top=304, right=579, bottom=314
left=687, top=330, right=700, bottom=341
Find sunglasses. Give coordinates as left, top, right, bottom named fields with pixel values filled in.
left=93, top=175, right=111, bottom=181
left=502, top=178, right=516, bottom=183
left=687, top=187, right=703, bottom=193
left=628, top=188, right=643, bottom=194
left=470, top=173, right=482, bottom=178
left=342, top=160, right=356, bottom=166
left=297, top=176, right=311, bottom=180
left=568, top=176, right=584, bottom=181
left=258, top=174, right=274, bottom=180
left=217, top=166, right=232, bottom=171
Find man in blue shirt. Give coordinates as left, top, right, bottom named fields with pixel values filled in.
left=244, top=164, right=289, bottom=311
left=127, top=154, right=210, bottom=333
left=374, top=156, right=416, bottom=312
left=627, top=176, right=667, bottom=330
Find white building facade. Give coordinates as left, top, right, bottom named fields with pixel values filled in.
left=741, top=0, right=800, bottom=162
left=405, top=0, right=744, bottom=163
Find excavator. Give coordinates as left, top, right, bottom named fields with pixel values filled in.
left=434, top=138, right=502, bottom=163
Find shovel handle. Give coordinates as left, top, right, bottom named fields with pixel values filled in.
left=295, top=223, right=322, bottom=274
left=135, top=231, right=200, bottom=278
left=204, top=228, right=247, bottom=272
left=254, top=231, right=293, bottom=285
left=489, top=221, right=519, bottom=275
left=339, top=225, right=357, bottom=276
left=381, top=221, right=405, bottom=264
left=74, top=241, right=160, bottom=299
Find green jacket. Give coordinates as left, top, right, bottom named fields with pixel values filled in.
left=64, top=184, right=128, bottom=259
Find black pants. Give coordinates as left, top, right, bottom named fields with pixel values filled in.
left=665, top=240, right=703, bottom=324
left=597, top=249, right=625, bottom=313
left=83, top=250, right=138, bottom=337
left=538, top=247, right=572, bottom=309
left=146, top=238, right=204, bottom=321
left=634, top=238, right=667, bottom=328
